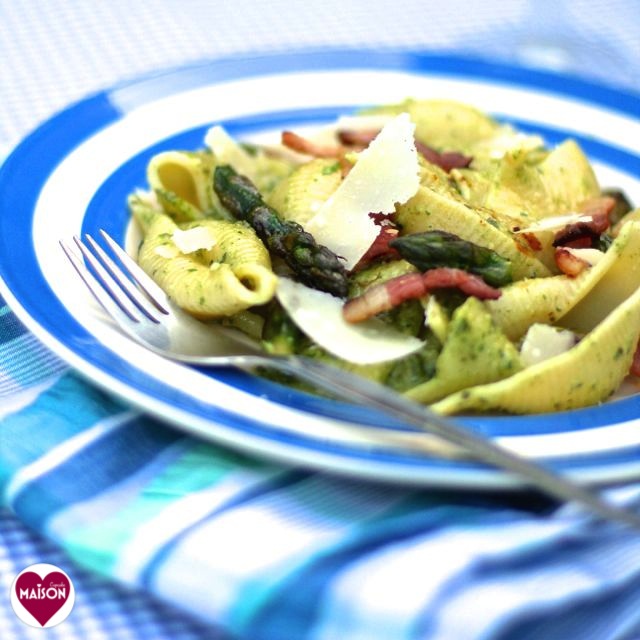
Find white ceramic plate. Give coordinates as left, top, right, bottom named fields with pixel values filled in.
left=2, top=50, right=640, bottom=488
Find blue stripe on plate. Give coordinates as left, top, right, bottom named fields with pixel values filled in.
left=106, top=51, right=640, bottom=121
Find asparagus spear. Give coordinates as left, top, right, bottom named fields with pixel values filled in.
left=214, top=164, right=349, bottom=297
left=390, top=230, right=512, bottom=288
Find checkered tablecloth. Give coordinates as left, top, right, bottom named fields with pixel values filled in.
left=1, top=2, right=640, bottom=638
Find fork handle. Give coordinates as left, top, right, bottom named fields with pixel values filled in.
left=243, top=354, right=640, bottom=531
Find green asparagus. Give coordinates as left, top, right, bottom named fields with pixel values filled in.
left=214, top=165, right=349, bottom=297
left=390, top=230, right=513, bottom=287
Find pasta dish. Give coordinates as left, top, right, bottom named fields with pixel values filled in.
left=127, top=99, right=640, bottom=414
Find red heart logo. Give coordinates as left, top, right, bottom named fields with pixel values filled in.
left=15, top=571, right=71, bottom=627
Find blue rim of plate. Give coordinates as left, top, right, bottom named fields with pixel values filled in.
left=1, top=49, right=640, bottom=488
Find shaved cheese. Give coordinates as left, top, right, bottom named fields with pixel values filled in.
left=205, top=125, right=257, bottom=181
left=154, top=244, right=180, bottom=259
left=514, top=213, right=592, bottom=234
left=276, top=278, right=423, bottom=364
left=483, top=125, right=545, bottom=159
left=563, top=247, right=606, bottom=266
left=305, top=113, right=420, bottom=270
left=172, top=226, right=216, bottom=254
left=520, top=323, right=576, bottom=367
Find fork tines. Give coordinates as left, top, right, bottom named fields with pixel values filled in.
left=60, top=230, right=169, bottom=324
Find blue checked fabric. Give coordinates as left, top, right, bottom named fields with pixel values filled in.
left=3, top=318, right=640, bottom=640
left=2, top=2, right=640, bottom=639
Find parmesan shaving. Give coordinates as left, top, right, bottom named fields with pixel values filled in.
left=483, top=126, right=545, bottom=160
left=563, top=247, right=606, bottom=266
left=276, top=278, right=423, bottom=365
left=172, top=226, right=216, bottom=254
left=520, top=324, right=576, bottom=367
left=514, top=213, right=593, bottom=234
left=205, top=125, right=257, bottom=182
left=305, top=113, right=420, bottom=270
left=154, top=244, right=180, bottom=259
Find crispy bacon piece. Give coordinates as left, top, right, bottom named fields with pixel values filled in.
left=281, top=131, right=343, bottom=158
left=553, top=196, right=616, bottom=248
left=281, top=131, right=355, bottom=176
left=337, top=128, right=472, bottom=173
left=337, top=129, right=378, bottom=149
left=353, top=226, right=400, bottom=271
left=554, top=247, right=590, bottom=277
left=369, top=212, right=394, bottom=224
left=343, top=267, right=501, bottom=323
left=520, top=231, right=543, bottom=251
left=414, top=140, right=472, bottom=172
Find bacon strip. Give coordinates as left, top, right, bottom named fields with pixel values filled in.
left=353, top=226, right=400, bottom=271
left=337, top=129, right=378, bottom=148
left=281, top=131, right=343, bottom=158
left=337, top=129, right=472, bottom=172
left=553, top=196, right=616, bottom=248
left=554, top=247, right=590, bottom=277
left=343, top=267, right=501, bottom=323
left=414, top=140, right=472, bottom=172
left=520, top=232, right=543, bottom=251
left=285, top=126, right=473, bottom=173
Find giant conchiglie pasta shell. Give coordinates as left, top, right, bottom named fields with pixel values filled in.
left=147, top=151, right=212, bottom=213
left=137, top=214, right=277, bottom=318
left=486, top=221, right=640, bottom=340
left=433, top=283, right=640, bottom=414
left=363, top=99, right=500, bottom=153
left=266, top=158, right=342, bottom=226
left=405, top=297, right=521, bottom=404
left=395, top=176, right=550, bottom=280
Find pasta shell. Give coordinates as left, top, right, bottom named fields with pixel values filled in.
left=363, top=99, right=499, bottom=153
left=267, top=158, right=342, bottom=226
left=405, top=297, right=521, bottom=404
left=486, top=221, right=640, bottom=340
left=137, top=215, right=277, bottom=318
left=147, top=151, right=210, bottom=211
left=434, top=281, right=640, bottom=414
left=395, top=176, right=551, bottom=280
left=484, top=140, right=600, bottom=218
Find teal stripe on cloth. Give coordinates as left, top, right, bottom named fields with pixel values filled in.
left=46, top=438, right=303, bottom=580
left=0, top=373, right=126, bottom=487
left=0, top=373, right=182, bottom=529
left=139, top=468, right=312, bottom=588
left=145, top=475, right=409, bottom=632
left=11, top=415, right=182, bottom=529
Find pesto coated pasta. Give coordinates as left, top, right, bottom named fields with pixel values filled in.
left=128, top=98, right=640, bottom=415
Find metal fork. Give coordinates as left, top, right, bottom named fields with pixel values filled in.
left=61, top=230, right=640, bottom=531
